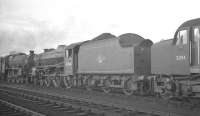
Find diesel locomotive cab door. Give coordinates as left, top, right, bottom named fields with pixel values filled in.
left=190, top=27, right=200, bottom=73
left=172, top=29, right=190, bottom=75
left=64, top=49, right=73, bottom=75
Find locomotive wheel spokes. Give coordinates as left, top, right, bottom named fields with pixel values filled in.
left=11, top=78, right=15, bottom=83
left=18, top=78, right=22, bottom=84
left=19, top=78, right=22, bottom=83
left=102, top=79, right=111, bottom=93
left=19, top=78, right=23, bottom=83
left=33, top=78, right=37, bottom=85
left=86, top=78, right=93, bottom=91
left=14, top=78, right=16, bottom=83
left=123, top=79, right=137, bottom=95
left=10, top=78, right=13, bottom=83
left=39, top=79, right=44, bottom=86
left=20, top=78, right=23, bottom=83
left=44, top=77, right=51, bottom=87
left=53, top=76, right=61, bottom=88
left=160, top=88, right=172, bottom=100
left=7, top=78, right=10, bottom=83
left=63, top=76, right=72, bottom=89
left=16, top=78, right=20, bottom=84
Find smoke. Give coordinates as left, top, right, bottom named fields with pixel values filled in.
left=0, top=16, right=68, bottom=56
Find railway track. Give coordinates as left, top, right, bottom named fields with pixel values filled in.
left=0, top=99, right=44, bottom=116
left=0, top=85, right=160, bottom=116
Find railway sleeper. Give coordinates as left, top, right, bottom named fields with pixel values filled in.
left=40, top=103, right=56, bottom=107
left=0, top=109, right=17, bottom=114
left=58, top=105, right=74, bottom=111
left=51, top=105, right=66, bottom=110
left=51, top=104, right=64, bottom=108
left=0, top=112, right=20, bottom=116
left=6, top=112, right=27, bottom=116
left=0, top=99, right=45, bottom=116
left=76, top=110, right=100, bottom=116
left=0, top=85, right=163, bottom=116
left=63, top=107, right=82, bottom=113
left=0, top=107, right=13, bottom=112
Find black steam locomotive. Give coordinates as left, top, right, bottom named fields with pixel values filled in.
left=1, top=18, right=200, bottom=98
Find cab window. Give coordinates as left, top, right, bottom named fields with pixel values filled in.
left=194, top=27, right=200, bottom=42
left=65, top=49, right=72, bottom=58
left=176, top=30, right=188, bottom=45
left=65, top=50, right=68, bottom=57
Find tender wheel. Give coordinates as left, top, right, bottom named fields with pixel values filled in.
left=102, top=79, right=111, bottom=93
left=63, top=76, right=72, bottom=89
left=44, top=77, right=51, bottom=87
left=123, top=79, right=137, bottom=95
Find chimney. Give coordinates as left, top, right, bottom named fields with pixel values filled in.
left=57, top=45, right=66, bottom=49
left=29, top=50, right=34, bottom=55
left=44, top=49, right=49, bottom=52
left=44, top=48, right=55, bottom=52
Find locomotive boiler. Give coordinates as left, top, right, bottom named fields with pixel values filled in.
left=4, top=52, right=27, bottom=83
left=32, top=45, right=67, bottom=87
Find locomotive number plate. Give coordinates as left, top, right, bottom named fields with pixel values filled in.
left=176, top=55, right=186, bottom=60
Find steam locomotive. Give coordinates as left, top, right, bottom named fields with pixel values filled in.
left=1, top=18, right=200, bottom=98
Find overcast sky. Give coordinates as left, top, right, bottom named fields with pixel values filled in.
left=0, top=0, right=199, bottom=55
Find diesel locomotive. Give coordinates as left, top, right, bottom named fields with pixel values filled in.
left=1, top=18, right=200, bottom=98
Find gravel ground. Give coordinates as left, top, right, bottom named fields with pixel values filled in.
left=0, top=82, right=200, bottom=116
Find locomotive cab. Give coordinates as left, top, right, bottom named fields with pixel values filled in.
left=174, top=18, right=200, bottom=74
left=172, top=19, right=200, bottom=96
left=64, top=42, right=82, bottom=76
left=190, top=27, right=200, bottom=73
left=152, top=18, right=200, bottom=76
left=152, top=18, right=200, bottom=97
left=64, top=42, right=82, bottom=87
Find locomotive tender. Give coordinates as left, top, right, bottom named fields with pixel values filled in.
left=64, top=33, right=152, bottom=95
left=1, top=18, right=200, bottom=98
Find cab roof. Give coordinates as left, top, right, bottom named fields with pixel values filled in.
left=92, top=33, right=116, bottom=41
left=119, top=33, right=153, bottom=47
left=66, top=42, right=83, bottom=49
left=178, top=18, right=200, bottom=29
